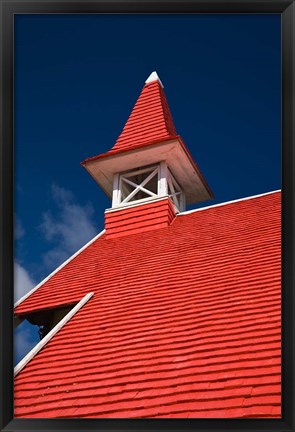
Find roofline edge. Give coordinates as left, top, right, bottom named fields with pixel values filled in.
left=14, top=292, right=94, bottom=377
left=14, top=229, right=105, bottom=309
left=177, top=189, right=281, bottom=216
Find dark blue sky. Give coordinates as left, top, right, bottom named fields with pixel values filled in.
left=14, top=14, right=281, bottom=363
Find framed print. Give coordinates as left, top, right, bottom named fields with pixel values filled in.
left=0, top=1, right=294, bottom=432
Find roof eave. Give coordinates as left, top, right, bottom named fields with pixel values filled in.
left=82, top=137, right=213, bottom=205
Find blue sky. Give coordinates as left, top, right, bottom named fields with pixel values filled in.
left=14, top=14, right=281, bottom=363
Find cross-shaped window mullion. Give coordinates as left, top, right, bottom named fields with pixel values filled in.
left=171, top=172, right=182, bottom=193
left=169, top=191, right=182, bottom=197
left=122, top=177, right=157, bottom=197
left=122, top=176, right=142, bottom=190
left=120, top=167, right=158, bottom=204
left=121, top=182, right=131, bottom=200
left=168, top=173, right=180, bottom=209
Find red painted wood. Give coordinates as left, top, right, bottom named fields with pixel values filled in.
left=82, top=80, right=179, bottom=164
left=105, top=198, right=176, bottom=238
left=113, top=81, right=177, bottom=151
left=14, top=192, right=281, bottom=418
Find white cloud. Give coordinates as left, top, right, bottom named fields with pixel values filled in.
left=14, top=262, right=35, bottom=302
left=40, top=184, right=97, bottom=270
left=14, top=185, right=97, bottom=363
left=14, top=322, right=39, bottom=365
left=14, top=263, right=39, bottom=364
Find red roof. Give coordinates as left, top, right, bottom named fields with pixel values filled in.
left=113, top=79, right=177, bottom=150
left=82, top=79, right=178, bottom=163
left=14, top=191, right=281, bottom=418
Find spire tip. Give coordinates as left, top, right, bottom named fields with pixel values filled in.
left=145, top=71, right=164, bottom=88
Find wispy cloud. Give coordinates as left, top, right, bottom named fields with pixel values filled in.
left=14, top=219, right=38, bottom=363
left=14, top=185, right=98, bottom=363
left=40, top=184, right=97, bottom=271
left=14, top=262, right=35, bottom=302
left=14, top=321, right=39, bottom=365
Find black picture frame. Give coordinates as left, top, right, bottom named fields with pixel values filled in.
left=0, top=1, right=294, bottom=431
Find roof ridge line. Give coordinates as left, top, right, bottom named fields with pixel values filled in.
left=177, top=190, right=281, bottom=216
left=14, top=230, right=105, bottom=309
left=158, top=84, right=177, bottom=137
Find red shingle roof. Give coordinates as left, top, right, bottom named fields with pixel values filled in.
left=14, top=191, right=281, bottom=418
left=113, top=80, right=177, bottom=150
left=82, top=79, right=178, bottom=163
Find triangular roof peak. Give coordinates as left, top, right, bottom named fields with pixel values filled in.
left=111, top=72, right=176, bottom=153
left=82, top=73, right=213, bottom=207
left=82, top=72, right=178, bottom=159
left=145, top=71, right=164, bottom=88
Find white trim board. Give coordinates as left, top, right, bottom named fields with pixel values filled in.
left=14, top=230, right=105, bottom=308
left=14, top=292, right=94, bottom=377
left=105, top=195, right=172, bottom=213
left=177, top=190, right=281, bottom=216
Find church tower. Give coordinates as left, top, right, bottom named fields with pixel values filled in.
left=14, top=71, right=281, bottom=419
left=81, top=72, right=213, bottom=238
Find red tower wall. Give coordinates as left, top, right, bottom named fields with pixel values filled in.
left=105, top=198, right=176, bottom=239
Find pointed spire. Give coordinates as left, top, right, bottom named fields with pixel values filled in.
left=145, top=71, right=164, bottom=88
left=111, top=72, right=177, bottom=152
left=82, top=73, right=213, bottom=207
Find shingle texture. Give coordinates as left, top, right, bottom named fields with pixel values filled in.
left=105, top=198, right=176, bottom=238
left=14, top=191, right=281, bottom=418
left=112, top=80, right=177, bottom=151
left=82, top=80, right=178, bottom=163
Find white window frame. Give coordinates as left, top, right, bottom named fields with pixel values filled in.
left=120, top=165, right=159, bottom=204
left=167, top=169, right=186, bottom=211
left=14, top=292, right=94, bottom=377
left=112, top=162, right=185, bottom=212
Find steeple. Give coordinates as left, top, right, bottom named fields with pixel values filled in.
left=95, top=71, right=177, bottom=155
left=81, top=72, right=213, bottom=237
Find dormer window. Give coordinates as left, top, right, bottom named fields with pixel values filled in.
left=111, top=162, right=185, bottom=212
